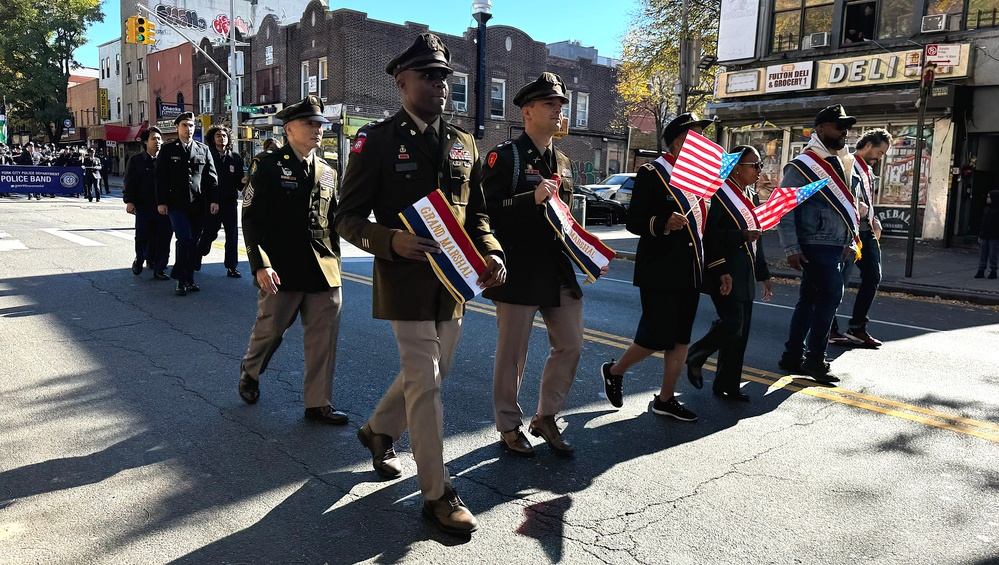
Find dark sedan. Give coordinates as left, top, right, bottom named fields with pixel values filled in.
left=574, top=186, right=627, bottom=226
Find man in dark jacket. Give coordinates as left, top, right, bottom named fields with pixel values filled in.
left=82, top=148, right=102, bottom=202
left=198, top=125, right=245, bottom=278
left=155, top=112, right=218, bottom=296
left=976, top=189, right=999, bottom=279
left=124, top=127, right=172, bottom=280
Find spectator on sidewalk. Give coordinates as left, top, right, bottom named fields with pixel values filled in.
left=975, top=190, right=999, bottom=279
left=82, top=148, right=102, bottom=202
left=124, top=127, right=172, bottom=281
left=197, top=125, right=245, bottom=279
left=829, top=128, right=892, bottom=348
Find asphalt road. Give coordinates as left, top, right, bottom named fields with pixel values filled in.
left=1, top=197, right=998, bottom=564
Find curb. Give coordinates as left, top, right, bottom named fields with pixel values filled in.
left=612, top=250, right=999, bottom=306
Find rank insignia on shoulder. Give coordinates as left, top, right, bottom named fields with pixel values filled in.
left=487, top=152, right=498, bottom=168
left=242, top=184, right=254, bottom=207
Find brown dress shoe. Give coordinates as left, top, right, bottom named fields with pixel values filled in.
left=499, top=427, right=534, bottom=457
left=422, top=486, right=479, bottom=535
left=528, top=414, right=574, bottom=455
left=357, top=424, right=402, bottom=479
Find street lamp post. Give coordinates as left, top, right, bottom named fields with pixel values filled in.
left=472, top=1, right=492, bottom=140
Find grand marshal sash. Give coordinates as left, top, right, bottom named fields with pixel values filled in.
left=648, top=154, right=706, bottom=275
left=544, top=175, right=616, bottom=283
left=793, top=150, right=859, bottom=236
left=716, top=178, right=761, bottom=257
left=399, top=189, right=488, bottom=304
left=853, top=157, right=874, bottom=229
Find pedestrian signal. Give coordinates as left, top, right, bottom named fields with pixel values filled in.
left=136, top=17, right=148, bottom=43
left=125, top=16, right=138, bottom=44
left=142, top=21, right=156, bottom=45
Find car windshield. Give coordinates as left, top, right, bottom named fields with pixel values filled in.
left=600, top=174, right=632, bottom=186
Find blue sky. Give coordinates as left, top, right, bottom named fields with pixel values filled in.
left=74, top=0, right=634, bottom=69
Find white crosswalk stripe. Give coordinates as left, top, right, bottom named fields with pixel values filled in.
left=98, top=230, right=136, bottom=241
left=40, top=228, right=105, bottom=247
left=0, top=232, right=28, bottom=251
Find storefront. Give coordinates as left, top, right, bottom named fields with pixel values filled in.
left=710, top=43, right=972, bottom=242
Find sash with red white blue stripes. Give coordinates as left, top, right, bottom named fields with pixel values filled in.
left=793, top=151, right=859, bottom=236
left=648, top=155, right=706, bottom=274
left=544, top=176, right=616, bottom=283
left=716, top=178, right=761, bottom=257
left=398, top=189, right=488, bottom=304
left=853, top=157, right=874, bottom=229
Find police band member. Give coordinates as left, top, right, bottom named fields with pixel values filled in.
left=238, top=95, right=347, bottom=425
left=155, top=112, right=218, bottom=296
left=82, top=148, right=102, bottom=202
left=600, top=113, right=732, bottom=423
left=197, top=125, right=245, bottom=279
left=686, top=145, right=772, bottom=402
left=334, top=33, right=506, bottom=536
left=482, top=73, right=601, bottom=457
left=124, top=126, right=173, bottom=281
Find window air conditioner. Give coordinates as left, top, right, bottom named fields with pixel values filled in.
left=803, top=32, right=830, bottom=49
left=921, top=14, right=960, bottom=33
left=576, top=118, right=588, bottom=128
left=453, top=101, right=467, bottom=113
left=137, top=72, right=144, bottom=81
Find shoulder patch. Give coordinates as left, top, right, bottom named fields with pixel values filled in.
left=249, top=160, right=259, bottom=175
left=640, top=163, right=655, bottom=171
left=350, top=137, right=367, bottom=154
left=487, top=152, right=498, bottom=168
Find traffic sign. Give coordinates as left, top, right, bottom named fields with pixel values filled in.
left=925, top=44, right=961, bottom=67
left=238, top=106, right=258, bottom=113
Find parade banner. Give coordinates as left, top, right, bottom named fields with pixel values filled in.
left=0, top=165, right=85, bottom=195
left=398, top=189, right=488, bottom=305
left=544, top=175, right=615, bottom=283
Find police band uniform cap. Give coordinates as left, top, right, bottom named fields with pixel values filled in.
left=513, top=72, right=570, bottom=107
left=385, top=33, right=453, bottom=76
left=275, top=95, right=330, bottom=124
left=662, top=112, right=713, bottom=145
left=814, top=104, right=857, bottom=127
left=174, top=112, right=195, bottom=125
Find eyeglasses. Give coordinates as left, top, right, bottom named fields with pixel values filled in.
left=738, top=162, right=764, bottom=171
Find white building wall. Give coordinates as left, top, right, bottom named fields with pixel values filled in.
left=98, top=40, right=123, bottom=124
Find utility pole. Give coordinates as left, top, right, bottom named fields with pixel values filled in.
left=229, top=0, right=238, bottom=144
left=678, top=0, right=690, bottom=114
left=905, top=56, right=935, bottom=278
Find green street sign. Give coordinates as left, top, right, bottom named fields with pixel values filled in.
left=238, top=105, right=259, bottom=114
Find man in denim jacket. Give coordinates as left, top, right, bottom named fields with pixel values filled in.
left=776, top=105, right=858, bottom=384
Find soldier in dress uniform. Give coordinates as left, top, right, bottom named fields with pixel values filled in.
left=238, top=95, right=348, bottom=426
left=198, top=125, right=245, bottom=279
left=482, top=73, right=603, bottom=458
left=334, top=33, right=506, bottom=536
left=155, top=112, right=218, bottom=296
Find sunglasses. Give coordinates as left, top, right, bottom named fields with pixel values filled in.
left=738, top=162, right=764, bottom=171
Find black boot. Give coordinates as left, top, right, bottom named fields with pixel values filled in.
left=989, top=269, right=998, bottom=280
left=975, top=270, right=985, bottom=279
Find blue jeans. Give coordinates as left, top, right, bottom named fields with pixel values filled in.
left=197, top=200, right=239, bottom=270
left=784, top=244, right=846, bottom=361
left=168, top=209, right=203, bottom=285
left=979, top=238, right=999, bottom=271
left=832, top=230, right=882, bottom=332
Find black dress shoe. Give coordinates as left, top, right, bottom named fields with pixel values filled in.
left=146, top=260, right=155, bottom=269
left=153, top=272, right=170, bottom=281
left=304, top=406, right=349, bottom=425
left=238, top=375, right=259, bottom=404
left=358, top=424, right=403, bottom=478
left=131, top=258, right=143, bottom=276
left=686, top=362, right=703, bottom=389
left=713, top=389, right=750, bottom=402
left=185, top=282, right=200, bottom=292
left=226, top=268, right=242, bottom=278
left=499, top=427, right=535, bottom=457
left=175, top=282, right=188, bottom=296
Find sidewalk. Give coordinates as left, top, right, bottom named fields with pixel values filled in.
left=588, top=224, right=999, bottom=306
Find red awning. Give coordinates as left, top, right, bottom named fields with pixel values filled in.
left=104, top=124, right=148, bottom=142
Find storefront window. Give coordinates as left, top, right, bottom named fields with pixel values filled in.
left=731, top=128, right=785, bottom=201
left=875, top=125, right=931, bottom=208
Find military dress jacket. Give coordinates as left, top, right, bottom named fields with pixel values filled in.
left=701, top=181, right=770, bottom=302
left=627, top=161, right=715, bottom=291
left=241, top=144, right=340, bottom=292
left=154, top=138, right=217, bottom=212
left=123, top=152, right=157, bottom=209
left=481, top=133, right=579, bottom=307
left=334, top=109, right=502, bottom=322
left=209, top=147, right=245, bottom=204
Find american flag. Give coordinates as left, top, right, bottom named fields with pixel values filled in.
left=753, top=179, right=829, bottom=231
left=669, top=131, right=744, bottom=200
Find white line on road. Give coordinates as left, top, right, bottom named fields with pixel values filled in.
left=0, top=232, right=27, bottom=250
left=40, top=228, right=105, bottom=247
left=99, top=230, right=135, bottom=241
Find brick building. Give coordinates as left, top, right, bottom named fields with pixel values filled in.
left=65, top=74, right=100, bottom=145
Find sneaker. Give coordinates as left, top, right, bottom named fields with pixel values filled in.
left=800, top=358, right=840, bottom=384
left=651, top=395, right=698, bottom=421
left=845, top=328, right=882, bottom=348
left=601, top=361, right=623, bottom=408
left=828, top=331, right=852, bottom=346
left=777, top=354, right=804, bottom=373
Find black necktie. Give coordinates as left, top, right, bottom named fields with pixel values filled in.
left=302, top=159, right=310, bottom=181
left=424, top=125, right=439, bottom=157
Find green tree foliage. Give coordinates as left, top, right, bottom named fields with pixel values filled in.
left=616, top=0, right=720, bottom=151
left=0, top=0, right=104, bottom=144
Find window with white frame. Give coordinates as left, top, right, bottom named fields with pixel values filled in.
left=137, top=59, right=144, bottom=81
left=139, top=101, right=146, bottom=123
left=576, top=92, right=589, bottom=128
left=127, top=103, right=133, bottom=125
left=490, top=78, right=505, bottom=119
left=126, top=62, right=132, bottom=84
left=451, top=73, right=468, bottom=113
left=318, top=58, right=328, bottom=100
left=199, top=83, right=214, bottom=115
left=561, top=90, right=572, bottom=124
left=301, top=61, right=310, bottom=98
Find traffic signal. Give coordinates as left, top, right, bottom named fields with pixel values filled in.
left=136, top=17, right=148, bottom=43
left=142, top=21, right=156, bottom=45
left=125, top=16, right=137, bottom=44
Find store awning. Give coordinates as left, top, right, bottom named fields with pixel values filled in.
left=104, top=124, right=148, bottom=142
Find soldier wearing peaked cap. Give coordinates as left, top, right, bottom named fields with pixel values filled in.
left=334, top=32, right=506, bottom=536
left=237, top=95, right=349, bottom=425
left=481, top=72, right=601, bottom=459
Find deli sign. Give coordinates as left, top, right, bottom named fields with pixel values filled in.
left=816, top=44, right=971, bottom=89
left=765, top=62, right=813, bottom=93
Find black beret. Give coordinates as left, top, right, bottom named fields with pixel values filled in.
left=514, top=72, right=570, bottom=107
left=386, top=33, right=452, bottom=77
left=174, top=112, right=195, bottom=125
left=275, top=95, right=329, bottom=124
left=662, top=112, right=713, bottom=145
left=814, top=104, right=857, bottom=127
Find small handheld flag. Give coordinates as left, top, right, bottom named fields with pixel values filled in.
left=753, top=178, right=829, bottom=231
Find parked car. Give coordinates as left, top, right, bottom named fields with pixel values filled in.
left=573, top=186, right=627, bottom=226
left=609, top=175, right=636, bottom=207
left=583, top=173, right=635, bottom=201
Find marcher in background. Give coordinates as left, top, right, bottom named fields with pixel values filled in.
left=686, top=145, right=771, bottom=402
left=334, top=33, right=506, bottom=536
left=100, top=149, right=111, bottom=195
left=600, top=113, right=731, bottom=423
left=829, top=128, right=892, bottom=348
left=124, top=127, right=172, bottom=281
left=776, top=105, right=858, bottom=384
left=975, top=190, right=999, bottom=279
left=239, top=96, right=348, bottom=425
left=82, top=148, right=102, bottom=202
left=155, top=112, right=217, bottom=296
left=16, top=143, right=41, bottom=200
left=482, top=72, right=596, bottom=458
left=198, top=125, right=245, bottom=278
